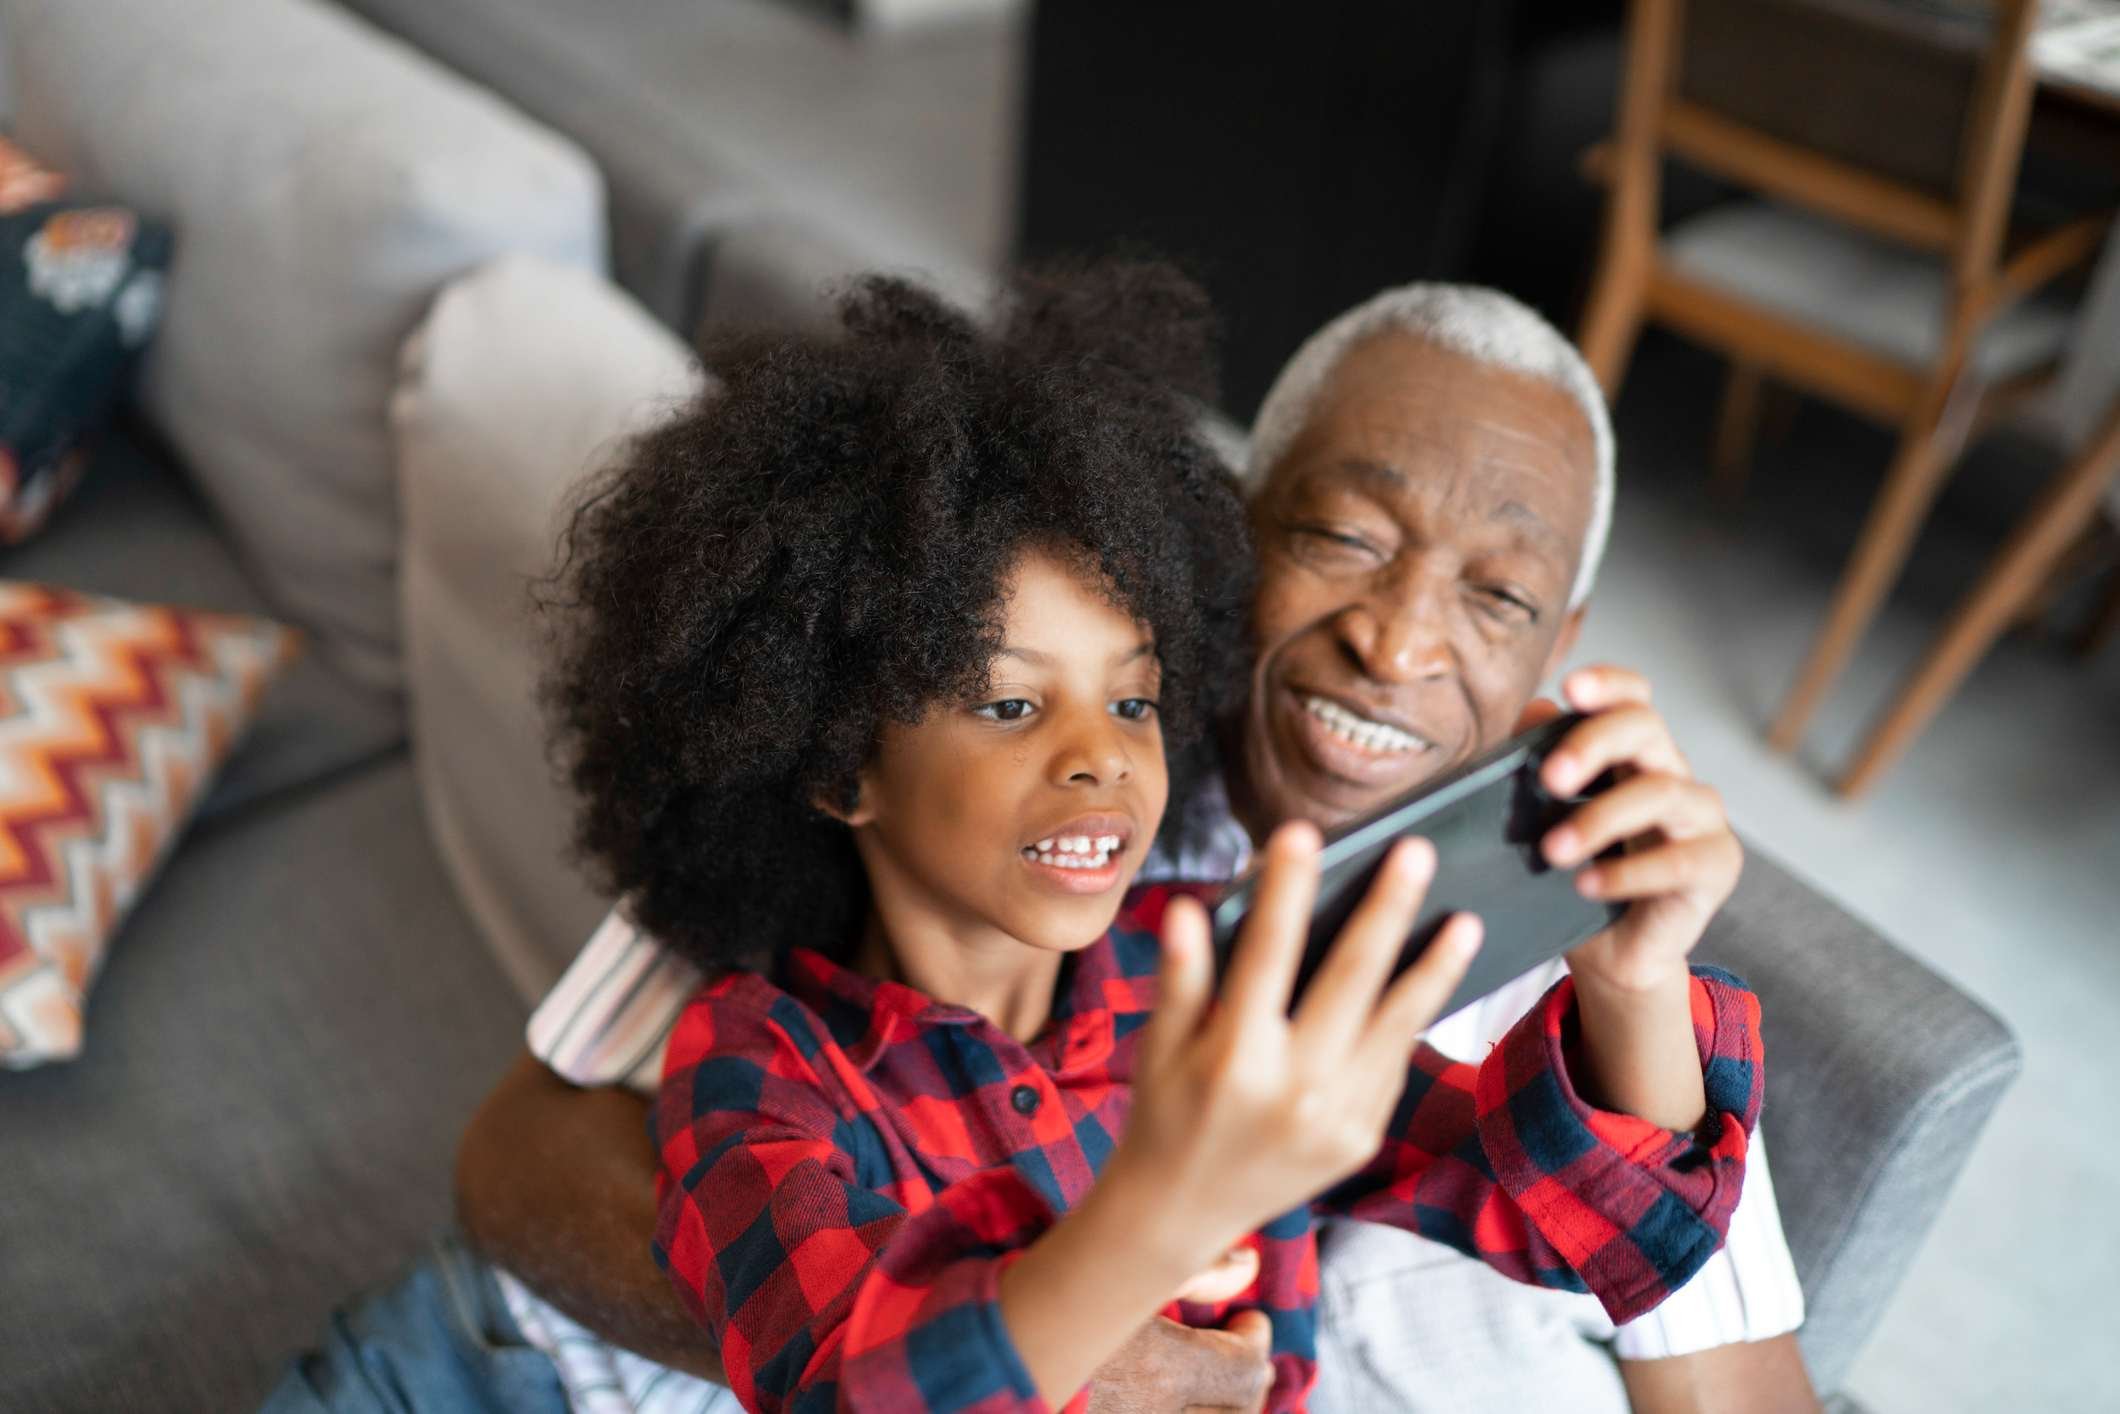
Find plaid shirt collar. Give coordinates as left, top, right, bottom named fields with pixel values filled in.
left=774, top=933, right=1144, bottom=1078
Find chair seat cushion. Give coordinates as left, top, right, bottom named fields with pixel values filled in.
left=1664, top=200, right=2077, bottom=380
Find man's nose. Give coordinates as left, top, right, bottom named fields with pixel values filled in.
left=1050, top=707, right=1134, bottom=786
left=1336, top=579, right=1452, bottom=685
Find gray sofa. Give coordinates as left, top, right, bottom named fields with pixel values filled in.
left=0, top=1, right=2017, bottom=1411
left=0, top=0, right=599, bottom=1408
left=334, top=0, right=1023, bottom=345
left=0, top=427, right=531, bottom=1413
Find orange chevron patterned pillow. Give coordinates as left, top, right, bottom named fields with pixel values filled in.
left=0, top=583, right=299, bottom=1066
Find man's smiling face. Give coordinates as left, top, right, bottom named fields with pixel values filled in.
left=1233, top=332, right=1597, bottom=835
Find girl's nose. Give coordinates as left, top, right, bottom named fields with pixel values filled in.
left=1052, top=711, right=1134, bottom=787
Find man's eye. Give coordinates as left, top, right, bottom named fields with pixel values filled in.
left=1298, top=525, right=1374, bottom=552
left=1476, top=587, right=1539, bottom=624
left=1111, top=698, right=1159, bottom=722
left=1286, top=522, right=1385, bottom=566
left=974, top=699, right=1035, bottom=722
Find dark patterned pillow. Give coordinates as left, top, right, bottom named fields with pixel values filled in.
left=0, top=143, right=172, bottom=544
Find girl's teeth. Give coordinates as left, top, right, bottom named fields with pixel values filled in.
left=1021, top=830, right=1125, bottom=870
left=1024, top=846, right=1114, bottom=869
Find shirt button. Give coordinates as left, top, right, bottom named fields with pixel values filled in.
left=1010, top=1084, right=1042, bottom=1116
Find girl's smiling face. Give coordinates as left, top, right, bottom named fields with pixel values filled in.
left=842, top=547, right=1171, bottom=971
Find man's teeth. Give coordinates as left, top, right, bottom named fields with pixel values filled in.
left=1023, top=834, right=1123, bottom=869
left=1300, top=694, right=1429, bottom=755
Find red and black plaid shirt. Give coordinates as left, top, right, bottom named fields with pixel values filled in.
left=653, top=885, right=1764, bottom=1413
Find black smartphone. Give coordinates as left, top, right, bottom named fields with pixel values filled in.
left=1209, top=714, right=1622, bottom=1019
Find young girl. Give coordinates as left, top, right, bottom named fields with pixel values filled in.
left=542, top=264, right=1763, bottom=1412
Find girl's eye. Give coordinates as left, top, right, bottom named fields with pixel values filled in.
left=974, top=698, right=1036, bottom=722
left=1111, top=698, right=1159, bottom=722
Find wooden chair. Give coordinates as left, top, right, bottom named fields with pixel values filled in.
left=1577, top=0, right=2113, bottom=754
left=1835, top=395, right=2120, bottom=796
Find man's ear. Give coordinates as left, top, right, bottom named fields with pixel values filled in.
left=813, top=770, right=877, bottom=828
left=1539, top=604, right=1587, bottom=684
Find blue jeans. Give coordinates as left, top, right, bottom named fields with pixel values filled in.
left=261, top=1231, right=568, bottom=1414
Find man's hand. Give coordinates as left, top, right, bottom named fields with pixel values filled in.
left=1528, top=666, right=1743, bottom=994
left=456, top=1052, right=726, bottom=1382
left=1086, top=1312, right=1274, bottom=1414
left=1518, top=666, right=1743, bottom=1130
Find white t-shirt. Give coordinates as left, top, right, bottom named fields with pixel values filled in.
left=499, top=776, right=1803, bottom=1413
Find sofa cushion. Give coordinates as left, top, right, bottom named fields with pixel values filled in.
left=3, top=425, right=406, bottom=822
left=0, top=0, right=607, bottom=696
left=394, top=255, right=702, bottom=999
left=0, top=755, right=527, bottom=1411
left=0, top=583, right=298, bottom=1067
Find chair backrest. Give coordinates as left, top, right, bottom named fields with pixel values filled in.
left=1612, top=0, right=2040, bottom=297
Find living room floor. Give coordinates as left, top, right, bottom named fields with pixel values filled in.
left=1582, top=337, right=2120, bottom=1413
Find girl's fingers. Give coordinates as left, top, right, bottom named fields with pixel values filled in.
left=1542, top=703, right=1688, bottom=796
left=1143, top=893, right=1214, bottom=1076
left=1219, top=821, right=1324, bottom=1024
left=1290, top=838, right=1435, bottom=1049
left=1576, top=834, right=1742, bottom=905
left=1543, top=773, right=1728, bottom=866
left=1361, top=912, right=1483, bottom=1066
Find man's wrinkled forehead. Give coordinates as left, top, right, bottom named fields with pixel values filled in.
left=1259, top=335, right=1597, bottom=540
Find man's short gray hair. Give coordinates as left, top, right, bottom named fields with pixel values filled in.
left=1245, top=283, right=1616, bottom=609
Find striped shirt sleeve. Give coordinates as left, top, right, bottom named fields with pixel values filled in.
left=527, top=907, right=704, bottom=1094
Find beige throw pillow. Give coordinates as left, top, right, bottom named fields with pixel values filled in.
left=393, top=255, right=702, bottom=999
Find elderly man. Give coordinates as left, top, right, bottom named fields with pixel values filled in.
left=453, top=285, right=1817, bottom=1414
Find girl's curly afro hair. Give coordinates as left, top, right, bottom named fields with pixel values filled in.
left=542, top=260, right=1255, bottom=976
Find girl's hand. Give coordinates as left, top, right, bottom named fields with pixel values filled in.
left=1110, top=822, right=1484, bottom=1278
left=997, top=825, right=1480, bottom=1406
